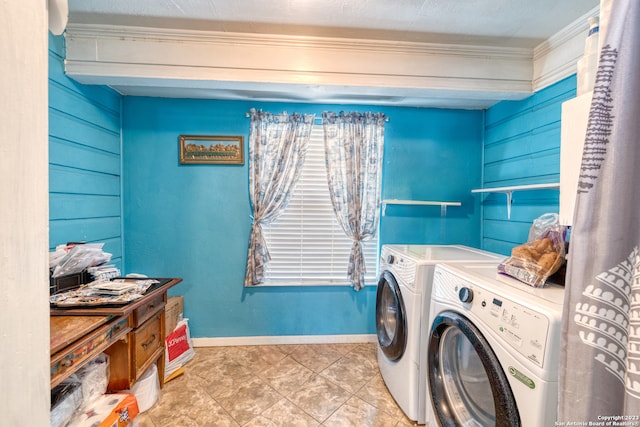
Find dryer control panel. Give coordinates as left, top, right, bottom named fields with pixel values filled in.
left=433, top=269, right=551, bottom=368
left=380, top=247, right=417, bottom=289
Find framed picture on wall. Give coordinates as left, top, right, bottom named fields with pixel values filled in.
left=179, top=135, right=244, bottom=165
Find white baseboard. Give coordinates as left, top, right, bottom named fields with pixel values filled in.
left=192, top=334, right=377, bottom=348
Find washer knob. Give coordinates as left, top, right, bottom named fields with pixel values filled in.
left=387, top=255, right=395, bottom=264
left=459, top=287, right=473, bottom=303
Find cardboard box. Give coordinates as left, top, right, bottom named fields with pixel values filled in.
left=164, top=296, right=183, bottom=337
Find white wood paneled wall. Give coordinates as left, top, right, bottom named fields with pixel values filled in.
left=0, top=1, right=50, bottom=425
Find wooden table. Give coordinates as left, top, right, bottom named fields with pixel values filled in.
left=50, top=278, right=182, bottom=390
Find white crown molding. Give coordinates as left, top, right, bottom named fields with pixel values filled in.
left=65, top=23, right=532, bottom=57
left=64, top=6, right=599, bottom=108
left=533, top=5, right=599, bottom=91
left=64, top=23, right=533, bottom=108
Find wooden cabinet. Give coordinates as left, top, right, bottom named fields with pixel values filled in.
left=103, top=301, right=165, bottom=391
left=132, top=311, right=163, bottom=377
left=50, top=278, right=181, bottom=390
left=133, top=294, right=164, bottom=326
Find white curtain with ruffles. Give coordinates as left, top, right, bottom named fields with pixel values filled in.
left=321, top=111, right=386, bottom=290
left=244, top=109, right=315, bottom=286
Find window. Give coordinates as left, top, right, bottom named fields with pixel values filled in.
left=261, top=125, right=379, bottom=286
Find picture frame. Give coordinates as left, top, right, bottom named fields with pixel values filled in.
left=179, top=135, right=244, bottom=165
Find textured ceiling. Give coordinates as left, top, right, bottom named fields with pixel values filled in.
left=65, top=0, right=601, bottom=107
left=67, top=0, right=599, bottom=47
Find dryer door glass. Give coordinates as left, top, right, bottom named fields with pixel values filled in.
left=440, top=327, right=495, bottom=425
left=428, top=311, right=521, bottom=427
left=376, top=271, right=407, bottom=361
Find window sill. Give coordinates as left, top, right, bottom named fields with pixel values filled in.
left=252, top=281, right=378, bottom=288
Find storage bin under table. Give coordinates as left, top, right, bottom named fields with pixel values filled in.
left=50, top=278, right=182, bottom=391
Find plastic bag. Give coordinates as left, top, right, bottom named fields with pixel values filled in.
left=498, top=213, right=567, bottom=287
left=51, top=376, right=83, bottom=427
left=164, top=319, right=195, bottom=381
left=51, top=243, right=112, bottom=278
left=76, top=353, right=110, bottom=409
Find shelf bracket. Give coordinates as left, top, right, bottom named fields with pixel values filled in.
left=471, top=183, right=559, bottom=220
left=505, top=191, right=513, bottom=220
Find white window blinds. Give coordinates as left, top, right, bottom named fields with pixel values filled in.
left=262, top=125, right=379, bottom=286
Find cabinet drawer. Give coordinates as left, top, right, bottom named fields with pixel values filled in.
left=133, top=294, right=164, bottom=327
left=134, top=313, right=162, bottom=375
left=51, top=316, right=129, bottom=388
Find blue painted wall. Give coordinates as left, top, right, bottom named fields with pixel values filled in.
left=48, top=34, right=124, bottom=269
left=122, top=98, right=483, bottom=338
left=380, top=108, right=484, bottom=246
left=480, top=76, right=576, bottom=255
left=47, top=30, right=575, bottom=337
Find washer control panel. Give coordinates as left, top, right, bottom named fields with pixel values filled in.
left=380, top=247, right=417, bottom=289
left=433, top=268, right=550, bottom=368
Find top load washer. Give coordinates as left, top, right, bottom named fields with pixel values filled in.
left=376, top=245, right=504, bottom=424
left=427, top=262, right=565, bottom=427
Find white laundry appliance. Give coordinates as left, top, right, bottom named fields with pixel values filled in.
left=376, top=245, right=505, bottom=424
left=426, top=262, right=565, bottom=427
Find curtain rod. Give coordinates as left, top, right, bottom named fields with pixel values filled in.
left=244, top=112, right=390, bottom=122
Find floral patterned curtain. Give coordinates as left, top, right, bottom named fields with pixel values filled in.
left=322, top=111, right=386, bottom=291
left=244, top=109, right=315, bottom=286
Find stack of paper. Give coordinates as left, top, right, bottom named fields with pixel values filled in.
left=87, top=265, right=121, bottom=282
left=90, top=281, right=138, bottom=296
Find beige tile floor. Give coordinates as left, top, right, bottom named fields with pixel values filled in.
left=135, top=343, right=417, bottom=426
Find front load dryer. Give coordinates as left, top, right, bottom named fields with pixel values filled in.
left=427, top=263, right=565, bottom=427
left=376, top=245, right=504, bottom=424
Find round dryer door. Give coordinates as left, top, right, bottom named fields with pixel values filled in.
left=428, top=310, right=521, bottom=427
left=376, top=270, right=407, bottom=361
